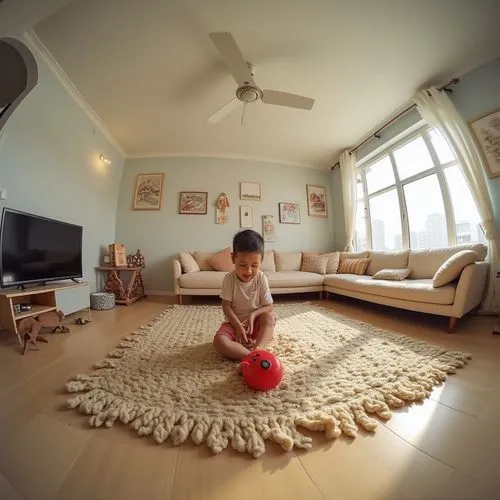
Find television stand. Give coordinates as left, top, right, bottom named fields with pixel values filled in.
left=71, top=278, right=81, bottom=284
left=16, top=284, right=26, bottom=291
left=0, top=281, right=90, bottom=344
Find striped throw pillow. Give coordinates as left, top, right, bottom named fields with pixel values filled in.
left=337, top=258, right=370, bottom=275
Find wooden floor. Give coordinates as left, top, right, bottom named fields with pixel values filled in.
left=0, top=295, right=499, bottom=500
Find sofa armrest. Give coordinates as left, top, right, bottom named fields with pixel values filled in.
left=173, top=259, right=182, bottom=295
left=451, top=261, right=489, bottom=318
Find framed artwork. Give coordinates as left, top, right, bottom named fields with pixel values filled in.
left=306, top=184, right=328, bottom=217
left=240, top=206, right=252, bottom=228
left=240, top=182, right=262, bottom=201
left=132, top=173, right=164, bottom=210
left=279, top=202, right=300, bottom=224
left=469, top=107, right=500, bottom=178
left=216, top=192, right=230, bottom=224
left=262, top=215, right=276, bottom=242
left=179, top=191, right=208, bottom=214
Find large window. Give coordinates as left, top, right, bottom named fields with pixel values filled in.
left=355, top=127, right=485, bottom=250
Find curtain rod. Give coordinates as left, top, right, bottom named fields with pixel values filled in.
left=330, top=78, right=459, bottom=171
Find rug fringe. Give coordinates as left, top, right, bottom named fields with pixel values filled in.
left=64, top=303, right=472, bottom=457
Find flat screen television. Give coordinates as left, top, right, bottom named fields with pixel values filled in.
left=0, top=208, right=83, bottom=287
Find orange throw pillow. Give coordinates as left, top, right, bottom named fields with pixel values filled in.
left=208, top=248, right=233, bottom=272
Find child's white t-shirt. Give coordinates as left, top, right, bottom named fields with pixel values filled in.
left=220, top=270, right=273, bottom=322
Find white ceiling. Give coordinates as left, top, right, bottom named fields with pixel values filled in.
left=33, top=0, right=500, bottom=169
left=0, top=0, right=74, bottom=37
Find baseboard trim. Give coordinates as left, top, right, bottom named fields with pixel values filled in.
left=145, top=290, right=175, bottom=296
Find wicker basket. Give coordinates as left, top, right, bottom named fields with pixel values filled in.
left=90, top=292, right=116, bottom=310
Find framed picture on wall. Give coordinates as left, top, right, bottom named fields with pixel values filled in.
left=262, top=215, right=276, bottom=242
left=279, top=202, right=300, bottom=224
left=132, top=173, right=164, bottom=210
left=240, top=206, right=252, bottom=228
left=468, top=107, right=500, bottom=178
left=306, top=184, right=328, bottom=217
left=240, top=182, right=262, bottom=200
left=179, top=192, right=208, bottom=214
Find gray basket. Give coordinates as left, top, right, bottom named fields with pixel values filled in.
left=90, top=292, right=116, bottom=310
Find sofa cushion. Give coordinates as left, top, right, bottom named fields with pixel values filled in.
left=433, top=250, right=479, bottom=288
left=324, top=251, right=340, bottom=274
left=275, top=251, right=302, bottom=271
left=265, top=271, right=324, bottom=287
left=208, top=248, right=233, bottom=271
left=340, top=251, right=369, bottom=261
left=338, top=258, right=370, bottom=275
left=180, top=271, right=227, bottom=289
left=193, top=251, right=215, bottom=271
left=408, top=244, right=487, bottom=279
left=261, top=250, right=276, bottom=272
left=367, top=250, right=409, bottom=276
left=301, top=251, right=340, bottom=274
left=301, top=253, right=329, bottom=275
left=324, top=274, right=456, bottom=305
left=179, top=252, right=200, bottom=273
left=372, top=268, right=411, bottom=281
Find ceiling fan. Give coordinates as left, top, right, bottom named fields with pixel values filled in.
left=207, top=32, right=315, bottom=125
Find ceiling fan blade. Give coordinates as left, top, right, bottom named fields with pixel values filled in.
left=209, top=32, right=255, bottom=87
left=262, top=90, right=315, bottom=110
left=207, top=97, right=242, bottom=124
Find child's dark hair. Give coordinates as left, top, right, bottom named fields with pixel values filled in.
left=233, top=229, right=264, bottom=257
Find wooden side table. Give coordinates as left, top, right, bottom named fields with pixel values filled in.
left=96, top=267, right=145, bottom=305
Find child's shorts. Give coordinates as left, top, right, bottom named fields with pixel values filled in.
left=214, top=322, right=259, bottom=342
left=214, top=315, right=276, bottom=342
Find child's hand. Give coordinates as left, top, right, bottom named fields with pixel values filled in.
left=236, top=323, right=249, bottom=345
left=246, top=315, right=255, bottom=336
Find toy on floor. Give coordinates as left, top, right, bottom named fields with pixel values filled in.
left=240, top=349, right=284, bottom=391
left=73, top=317, right=91, bottom=325
left=38, top=310, right=70, bottom=333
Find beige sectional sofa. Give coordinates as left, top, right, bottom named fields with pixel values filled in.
left=172, top=243, right=489, bottom=331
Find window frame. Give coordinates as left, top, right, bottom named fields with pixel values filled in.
left=355, top=124, right=470, bottom=251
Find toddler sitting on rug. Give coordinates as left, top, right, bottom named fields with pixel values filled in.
left=213, top=229, right=275, bottom=360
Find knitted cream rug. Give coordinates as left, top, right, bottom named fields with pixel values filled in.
left=65, top=303, right=470, bottom=458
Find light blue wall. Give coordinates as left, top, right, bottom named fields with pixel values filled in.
left=115, top=157, right=334, bottom=292
left=0, top=37, right=125, bottom=291
left=450, top=56, right=500, bottom=231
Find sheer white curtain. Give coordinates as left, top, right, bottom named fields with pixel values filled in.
left=340, top=150, right=357, bottom=251
left=414, top=86, right=500, bottom=312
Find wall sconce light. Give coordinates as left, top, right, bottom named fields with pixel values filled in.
left=99, top=154, right=111, bottom=165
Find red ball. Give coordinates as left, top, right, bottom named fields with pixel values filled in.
left=240, top=350, right=284, bottom=391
